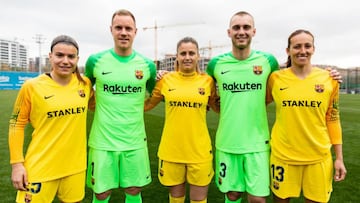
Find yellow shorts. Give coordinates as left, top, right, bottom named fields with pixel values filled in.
left=16, top=171, right=85, bottom=203
left=270, top=154, right=333, bottom=202
left=158, top=159, right=214, bottom=187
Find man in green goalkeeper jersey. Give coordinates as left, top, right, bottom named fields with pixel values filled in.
left=85, top=9, right=156, bottom=203
left=206, top=11, right=278, bottom=203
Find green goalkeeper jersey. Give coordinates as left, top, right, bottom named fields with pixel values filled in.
left=207, top=51, right=278, bottom=154
left=85, top=49, right=156, bottom=151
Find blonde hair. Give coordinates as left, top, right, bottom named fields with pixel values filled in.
left=112, top=9, right=136, bottom=26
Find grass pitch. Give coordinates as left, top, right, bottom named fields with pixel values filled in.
left=0, top=90, right=359, bottom=202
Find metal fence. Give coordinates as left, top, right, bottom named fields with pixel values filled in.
left=339, top=67, right=360, bottom=94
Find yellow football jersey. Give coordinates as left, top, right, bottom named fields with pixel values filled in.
left=267, top=67, right=342, bottom=164
left=9, top=73, right=92, bottom=182
left=146, top=72, right=217, bottom=163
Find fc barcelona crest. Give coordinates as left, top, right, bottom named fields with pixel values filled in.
left=253, top=65, right=263, bottom=75
left=315, top=84, right=324, bottom=93
left=25, top=193, right=32, bottom=203
left=273, top=181, right=280, bottom=190
left=198, top=88, right=205, bottom=95
left=78, top=89, right=86, bottom=97
left=218, top=177, right=223, bottom=185
left=135, top=70, right=144, bottom=79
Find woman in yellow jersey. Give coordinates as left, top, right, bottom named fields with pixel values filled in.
left=144, top=37, right=219, bottom=203
left=9, top=35, right=94, bottom=203
left=266, top=29, right=347, bottom=203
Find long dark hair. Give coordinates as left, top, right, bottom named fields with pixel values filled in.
left=285, top=29, right=314, bottom=67
left=50, top=35, right=85, bottom=84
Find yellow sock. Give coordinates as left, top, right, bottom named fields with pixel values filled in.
left=169, top=194, right=185, bottom=203
left=190, top=199, right=207, bottom=203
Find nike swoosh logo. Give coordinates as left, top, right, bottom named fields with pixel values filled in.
left=102, top=71, right=112, bottom=75
left=44, top=95, right=54, bottom=99
left=280, top=87, right=289, bottom=91
left=221, top=70, right=230, bottom=74
left=168, top=88, right=176, bottom=91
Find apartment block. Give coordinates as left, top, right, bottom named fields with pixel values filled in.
left=0, top=38, right=28, bottom=70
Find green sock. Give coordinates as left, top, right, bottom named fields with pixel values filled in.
left=125, top=192, right=142, bottom=203
left=225, top=194, right=241, bottom=203
left=92, top=193, right=110, bottom=203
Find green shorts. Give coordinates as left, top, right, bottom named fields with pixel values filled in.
left=86, top=147, right=152, bottom=193
left=215, top=150, right=270, bottom=196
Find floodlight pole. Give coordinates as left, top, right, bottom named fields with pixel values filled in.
left=34, top=34, right=45, bottom=75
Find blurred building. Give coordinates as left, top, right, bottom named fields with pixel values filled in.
left=158, top=54, right=176, bottom=71
left=0, top=38, right=28, bottom=70
left=158, top=54, right=210, bottom=72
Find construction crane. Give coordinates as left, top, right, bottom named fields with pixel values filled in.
left=143, top=21, right=204, bottom=62
left=199, top=41, right=230, bottom=58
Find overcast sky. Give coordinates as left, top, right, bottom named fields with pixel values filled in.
left=1, top=0, right=359, bottom=68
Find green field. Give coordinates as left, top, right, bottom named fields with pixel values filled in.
left=0, top=90, right=359, bottom=202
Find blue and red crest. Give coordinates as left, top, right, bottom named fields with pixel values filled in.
left=253, top=65, right=263, bottom=75
left=135, top=70, right=144, bottom=79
